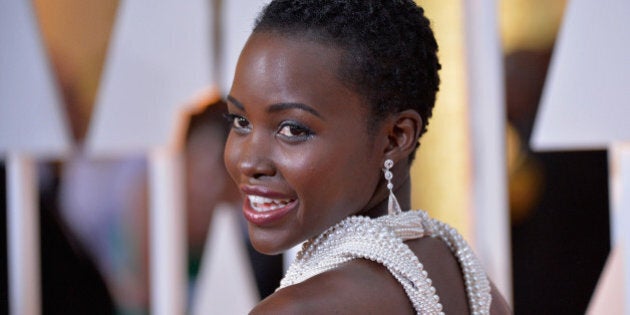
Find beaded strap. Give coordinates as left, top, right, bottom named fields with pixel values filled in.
left=279, top=210, right=492, bottom=315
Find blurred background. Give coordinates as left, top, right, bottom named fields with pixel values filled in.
left=0, top=0, right=612, bottom=314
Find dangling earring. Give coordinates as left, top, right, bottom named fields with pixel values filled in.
left=383, top=159, right=402, bottom=215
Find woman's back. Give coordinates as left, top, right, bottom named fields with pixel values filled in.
left=251, top=217, right=510, bottom=314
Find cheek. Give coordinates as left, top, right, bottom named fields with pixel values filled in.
left=276, top=149, right=320, bottom=186
left=280, top=141, right=377, bottom=210
left=223, top=135, right=240, bottom=184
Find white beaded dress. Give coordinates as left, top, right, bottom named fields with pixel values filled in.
left=279, top=210, right=492, bottom=315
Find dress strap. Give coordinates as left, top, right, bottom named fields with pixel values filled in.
left=279, top=211, right=492, bottom=315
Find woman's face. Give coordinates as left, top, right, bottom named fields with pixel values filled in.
left=225, top=32, right=387, bottom=254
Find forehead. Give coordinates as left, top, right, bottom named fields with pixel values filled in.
left=230, top=32, right=364, bottom=111
left=236, top=32, right=341, bottom=81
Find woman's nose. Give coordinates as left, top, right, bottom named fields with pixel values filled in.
left=237, top=135, right=276, bottom=180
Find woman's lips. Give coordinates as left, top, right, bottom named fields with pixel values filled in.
left=243, top=195, right=298, bottom=226
left=240, top=185, right=298, bottom=226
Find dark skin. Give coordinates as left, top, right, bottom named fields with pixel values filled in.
left=225, top=32, right=511, bottom=314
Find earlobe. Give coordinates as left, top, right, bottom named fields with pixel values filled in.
left=383, top=110, right=422, bottom=163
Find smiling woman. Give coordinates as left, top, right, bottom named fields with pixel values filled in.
left=226, top=33, right=381, bottom=256
left=223, top=1, right=511, bottom=314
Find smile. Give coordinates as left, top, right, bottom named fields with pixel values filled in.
left=247, top=195, right=296, bottom=212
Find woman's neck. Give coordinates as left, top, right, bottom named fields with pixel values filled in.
left=360, top=172, right=412, bottom=218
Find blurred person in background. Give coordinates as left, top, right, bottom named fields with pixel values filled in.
left=57, top=99, right=283, bottom=314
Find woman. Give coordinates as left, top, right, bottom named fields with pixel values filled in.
left=224, top=0, right=511, bottom=313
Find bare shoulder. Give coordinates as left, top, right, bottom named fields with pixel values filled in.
left=405, top=236, right=513, bottom=315
left=249, top=259, right=415, bottom=315
left=405, top=236, right=470, bottom=314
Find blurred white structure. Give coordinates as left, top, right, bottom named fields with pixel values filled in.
left=463, top=0, right=512, bottom=302
left=220, top=0, right=266, bottom=95
left=0, top=0, right=71, bottom=157
left=87, top=1, right=214, bottom=156
left=1, top=1, right=72, bottom=315
left=191, top=205, right=258, bottom=315
left=531, top=0, right=630, bottom=150
left=530, top=0, right=630, bottom=313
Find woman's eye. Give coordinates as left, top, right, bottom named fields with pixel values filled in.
left=277, top=122, right=313, bottom=140
left=224, top=113, right=251, bottom=132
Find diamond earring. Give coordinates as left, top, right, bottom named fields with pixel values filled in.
left=383, top=159, right=402, bottom=215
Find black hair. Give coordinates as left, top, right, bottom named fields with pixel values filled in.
left=254, top=0, right=441, bottom=152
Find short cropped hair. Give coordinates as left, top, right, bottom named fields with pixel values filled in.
left=254, top=0, right=441, bottom=145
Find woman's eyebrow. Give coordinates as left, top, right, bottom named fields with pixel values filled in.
left=226, top=95, right=245, bottom=110
left=228, top=95, right=324, bottom=121
left=268, top=102, right=324, bottom=120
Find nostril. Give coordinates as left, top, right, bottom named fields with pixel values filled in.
left=239, top=157, right=275, bottom=179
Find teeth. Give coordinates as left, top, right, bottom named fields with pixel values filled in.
left=247, top=195, right=293, bottom=212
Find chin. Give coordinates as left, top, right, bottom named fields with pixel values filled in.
left=248, top=225, right=298, bottom=256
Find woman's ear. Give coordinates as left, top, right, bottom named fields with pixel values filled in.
left=383, top=109, right=422, bottom=163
